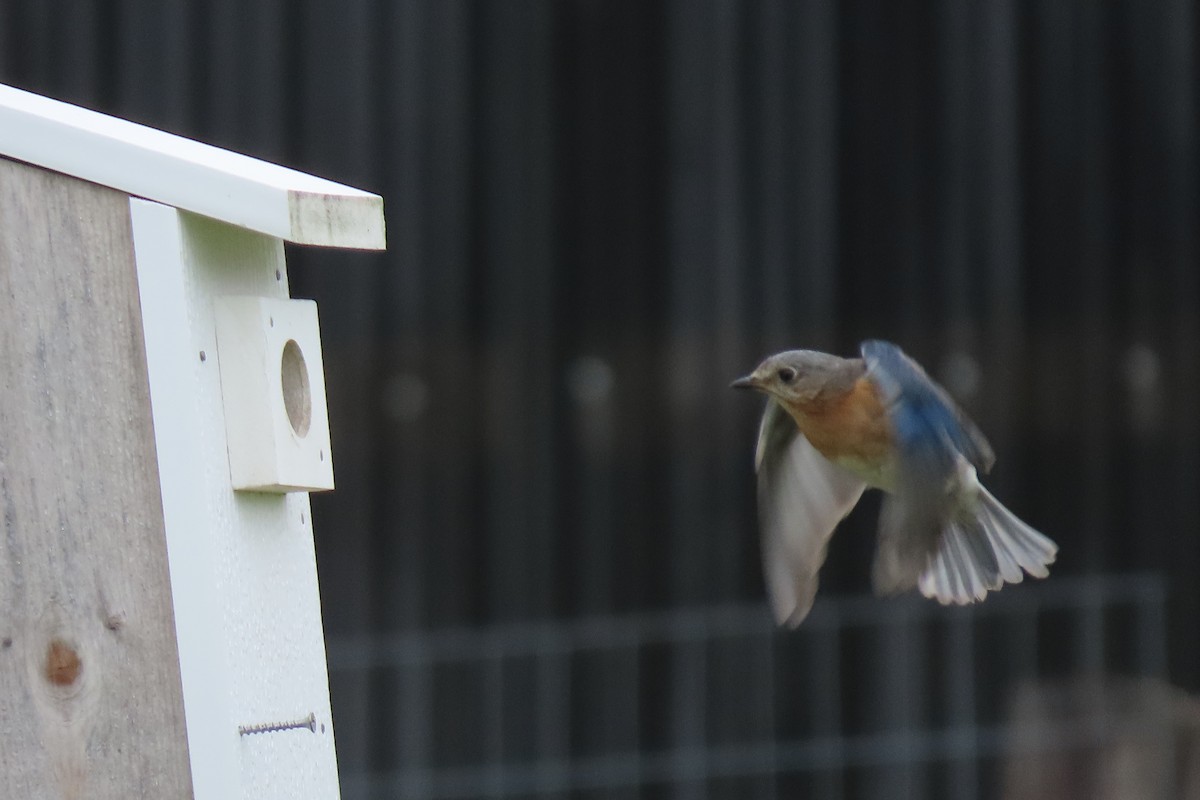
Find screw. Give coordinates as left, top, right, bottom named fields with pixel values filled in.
left=238, top=712, right=317, bottom=737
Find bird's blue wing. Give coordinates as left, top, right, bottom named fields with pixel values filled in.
left=861, top=340, right=998, bottom=595
left=860, top=340, right=994, bottom=473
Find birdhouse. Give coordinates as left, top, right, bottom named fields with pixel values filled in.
left=0, top=83, right=384, bottom=799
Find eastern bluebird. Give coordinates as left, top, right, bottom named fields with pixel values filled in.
left=732, top=340, right=1057, bottom=627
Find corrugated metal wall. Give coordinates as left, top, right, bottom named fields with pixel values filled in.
left=3, top=1, right=1197, bottom=798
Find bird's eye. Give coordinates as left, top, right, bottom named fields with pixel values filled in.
left=777, top=367, right=797, bottom=384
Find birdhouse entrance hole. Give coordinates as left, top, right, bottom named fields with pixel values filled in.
left=281, top=339, right=311, bottom=438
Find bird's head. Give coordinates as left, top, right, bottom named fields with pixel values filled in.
left=731, top=350, right=861, bottom=408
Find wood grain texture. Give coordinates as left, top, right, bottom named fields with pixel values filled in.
left=0, top=157, right=192, bottom=798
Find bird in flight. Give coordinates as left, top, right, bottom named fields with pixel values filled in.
left=732, top=340, right=1057, bottom=627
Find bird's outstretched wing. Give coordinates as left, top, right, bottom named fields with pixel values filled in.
left=755, top=399, right=866, bottom=626
left=860, top=340, right=994, bottom=473
left=861, top=340, right=1000, bottom=595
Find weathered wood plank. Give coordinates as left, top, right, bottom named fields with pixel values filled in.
left=0, top=156, right=192, bottom=799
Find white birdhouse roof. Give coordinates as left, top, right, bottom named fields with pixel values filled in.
left=0, top=83, right=385, bottom=250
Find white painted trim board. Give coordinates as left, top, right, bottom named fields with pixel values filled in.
left=131, top=200, right=342, bottom=799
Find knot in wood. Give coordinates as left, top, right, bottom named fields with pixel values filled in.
left=44, top=638, right=82, bottom=686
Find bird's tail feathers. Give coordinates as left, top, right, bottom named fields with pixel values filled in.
left=918, top=486, right=1057, bottom=605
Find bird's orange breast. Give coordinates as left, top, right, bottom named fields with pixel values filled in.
left=785, top=377, right=894, bottom=477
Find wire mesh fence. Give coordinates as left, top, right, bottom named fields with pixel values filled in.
left=330, top=573, right=1167, bottom=800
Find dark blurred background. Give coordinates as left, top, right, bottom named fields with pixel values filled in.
left=4, top=1, right=1199, bottom=798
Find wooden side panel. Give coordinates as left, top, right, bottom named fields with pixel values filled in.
left=0, top=157, right=191, bottom=798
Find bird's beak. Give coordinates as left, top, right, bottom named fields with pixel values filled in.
left=730, top=374, right=757, bottom=390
